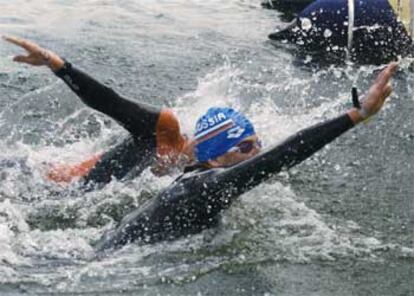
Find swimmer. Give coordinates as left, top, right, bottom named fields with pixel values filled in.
left=3, top=36, right=196, bottom=190
left=94, top=63, right=397, bottom=252
left=3, top=36, right=397, bottom=252
left=269, top=0, right=413, bottom=64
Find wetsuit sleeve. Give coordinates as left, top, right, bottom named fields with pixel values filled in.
left=217, top=113, right=355, bottom=194
left=54, top=61, right=160, bottom=139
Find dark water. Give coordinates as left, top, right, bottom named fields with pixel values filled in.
left=0, top=1, right=413, bottom=295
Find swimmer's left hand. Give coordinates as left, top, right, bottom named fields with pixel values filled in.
left=348, top=62, right=398, bottom=125
left=2, top=35, right=64, bottom=72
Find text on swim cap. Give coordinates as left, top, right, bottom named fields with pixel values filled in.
left=196, top=112, right=227, bottom=132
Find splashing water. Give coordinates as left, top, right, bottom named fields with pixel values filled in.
left=0, top=1, right=413, bottom=295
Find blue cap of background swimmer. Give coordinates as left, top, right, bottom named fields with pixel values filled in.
left=194, top=107, right=256, bottom=162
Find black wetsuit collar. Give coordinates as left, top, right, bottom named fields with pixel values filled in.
left=183, top=163, right=210, bottom=173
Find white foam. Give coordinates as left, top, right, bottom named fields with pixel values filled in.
left=0, top=199, right=31, bottom=281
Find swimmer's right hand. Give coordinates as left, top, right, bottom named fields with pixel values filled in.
left=2, top=35, right=64, bottom=72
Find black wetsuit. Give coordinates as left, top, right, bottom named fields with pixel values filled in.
left=54, top=62, right=355, bottom=252
left=95, top=113, right=354, bottom=252
left=55, top=62, right=161, bottom=189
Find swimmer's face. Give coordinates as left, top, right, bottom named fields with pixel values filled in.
left=208, top=135, right=261, bottom=168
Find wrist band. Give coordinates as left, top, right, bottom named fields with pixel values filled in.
left=352, top=87, right=361, bottom=109
left=351, top=87, right=371, bottom=121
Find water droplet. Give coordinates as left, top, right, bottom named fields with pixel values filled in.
left=323, top=29, right=333, bottom=38
left=300, top=18, right=312, bottom=31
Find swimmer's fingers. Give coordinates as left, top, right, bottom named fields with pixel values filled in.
left=361, top=77, right=394, bottom=118
left=13, top=54, right=45, bottom=66
left=3, top=35, right=64, bottom=71
left=374, top=62, right=398, bottom=89
left=382, top=83, right=393, bottom=102
left=3, top=36, right=54, bottom=66
left=2, top=35, right=41, bottom=53
left=13, top=55, right=31, bottom=63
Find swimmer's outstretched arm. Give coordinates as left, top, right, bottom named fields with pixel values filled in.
left=2, top=36, right=181, bottom=143
left=215, top=63, right=398, bottom=199
left=93, top=63, right=397, bottom=251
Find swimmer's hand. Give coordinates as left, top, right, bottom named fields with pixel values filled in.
left=2, top=35, right=64, bottom=72
left=348, top=62, right=398, bottom=125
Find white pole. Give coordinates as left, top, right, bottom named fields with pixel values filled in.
left=410, top=0, right=414, bottom=36
left=347, top=0, right=355, bottom=58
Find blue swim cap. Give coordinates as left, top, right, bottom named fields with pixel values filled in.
left=194, top=107, right=255, bottom=162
